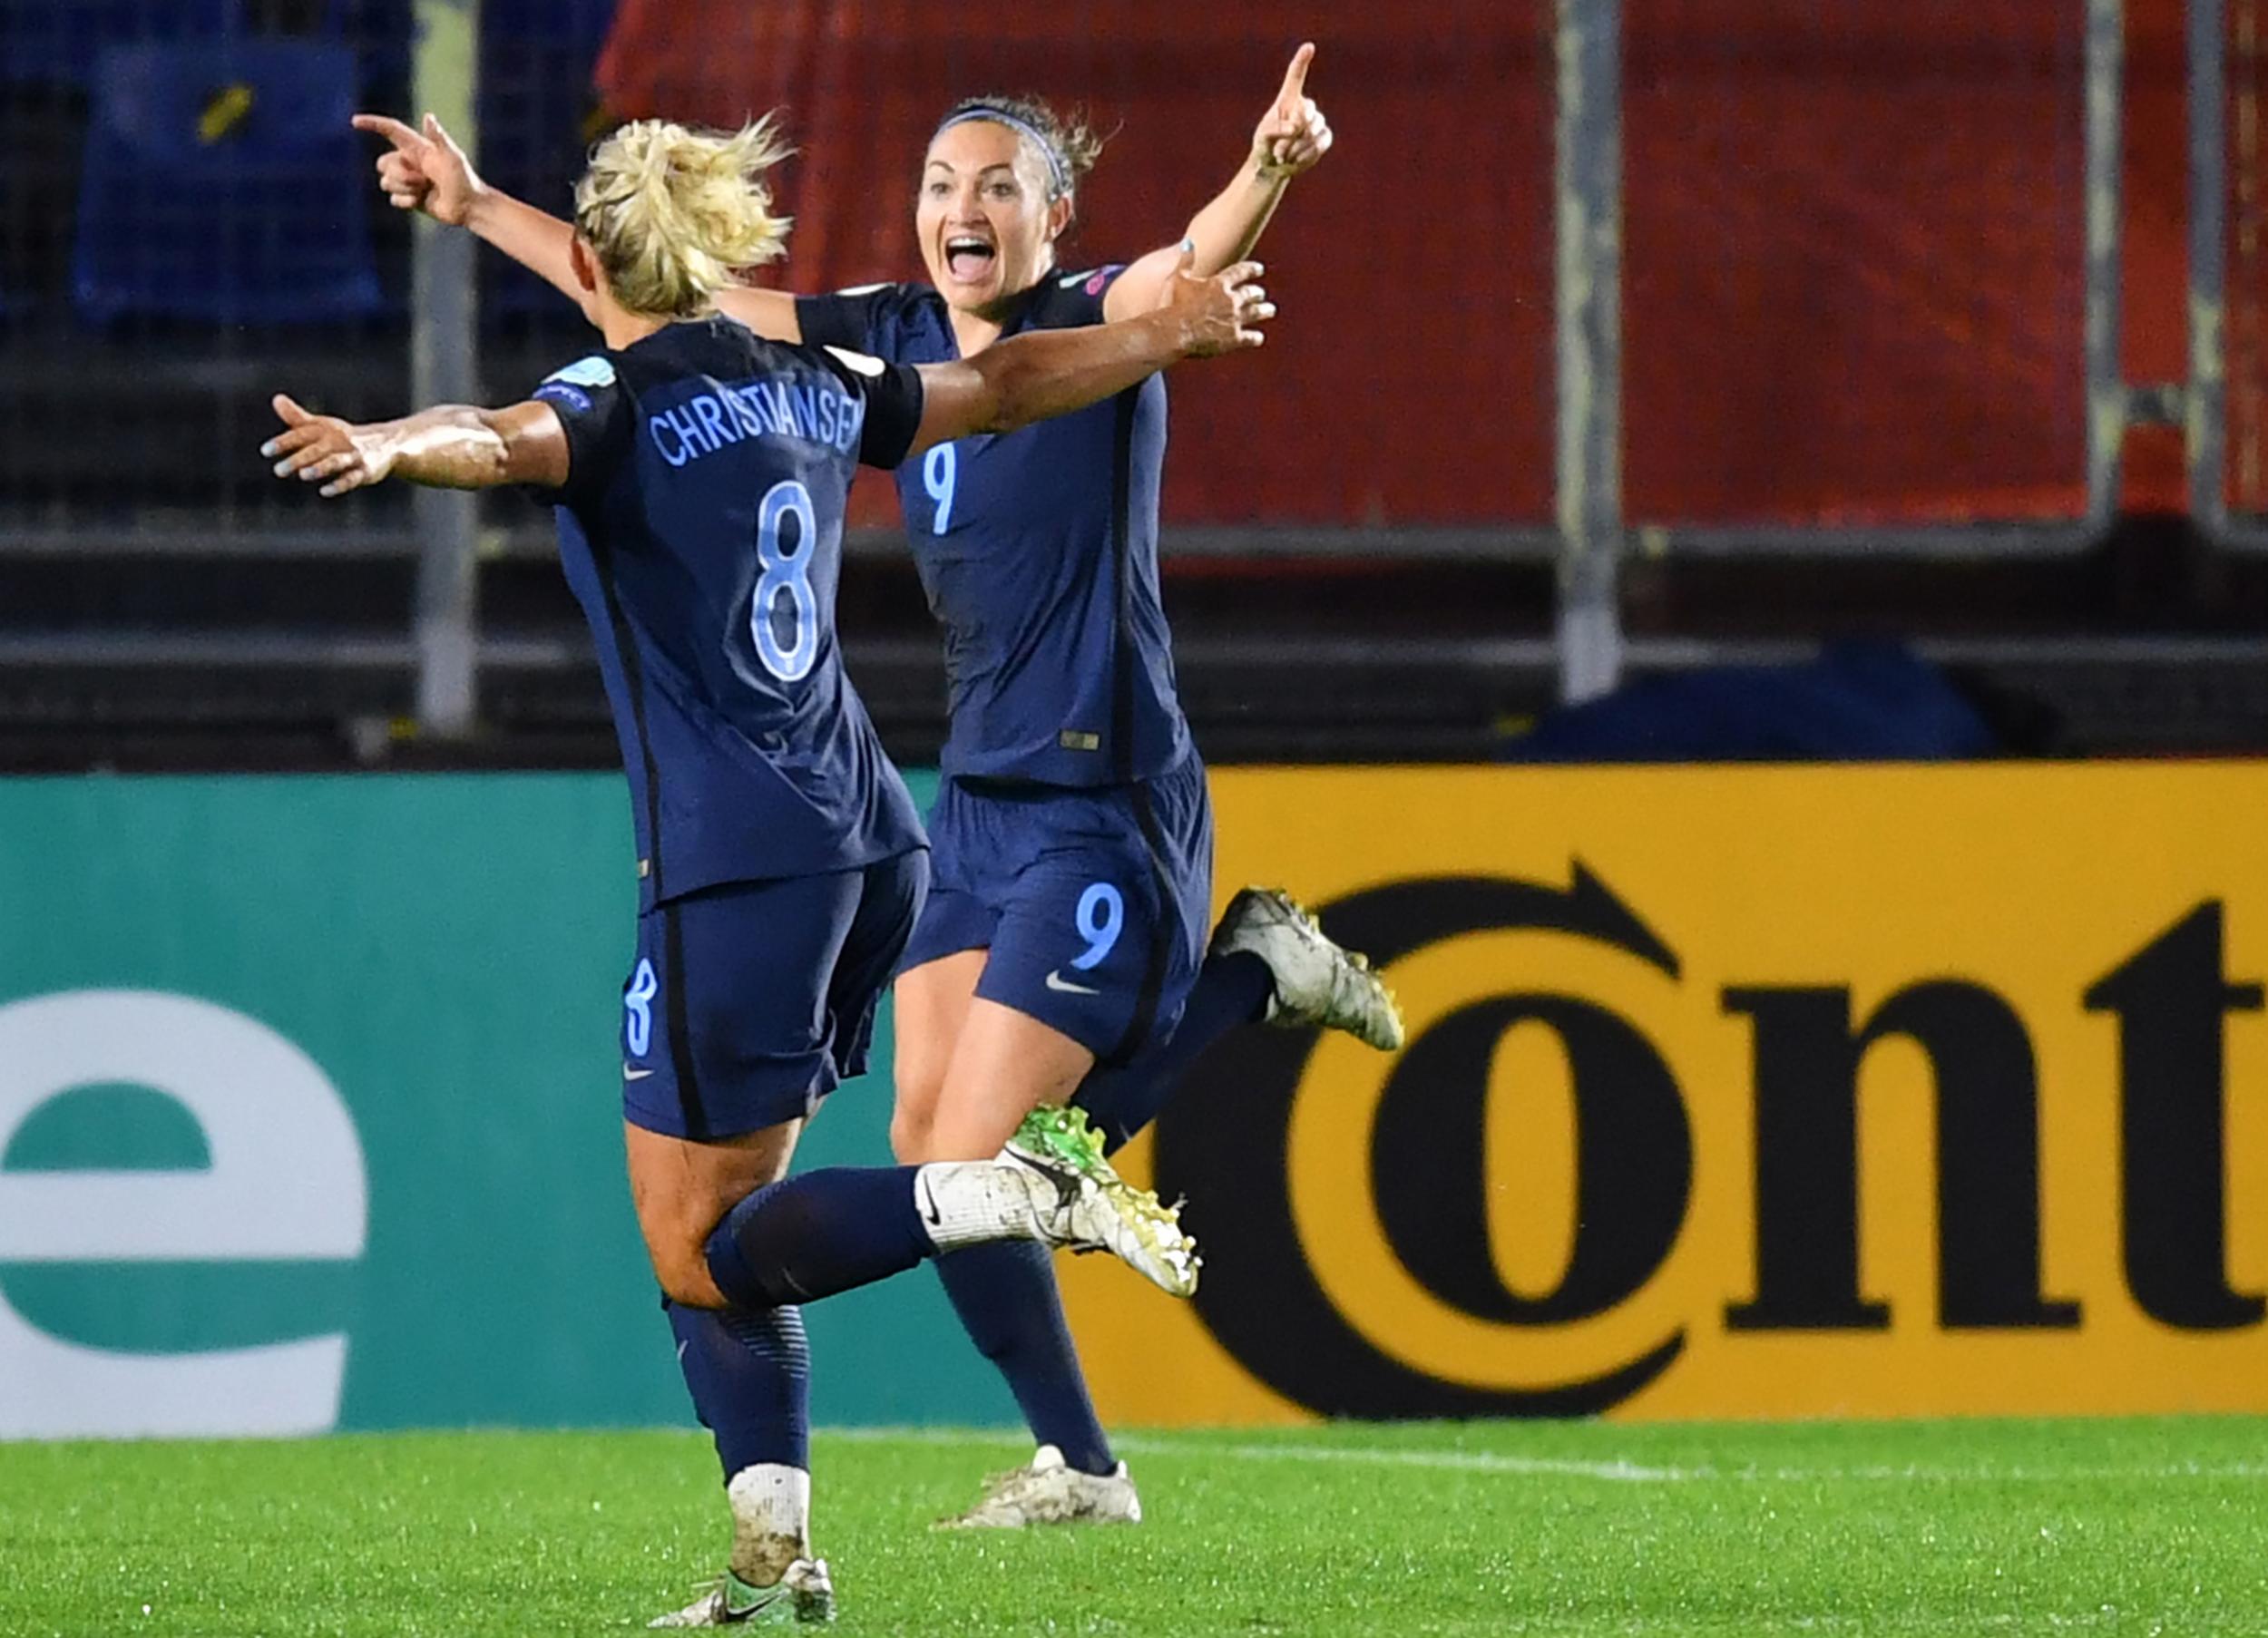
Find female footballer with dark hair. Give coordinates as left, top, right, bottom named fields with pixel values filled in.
left=269, top=114, right=1272, bottom=1623
left=358, top=44, right=1399, bottom=1534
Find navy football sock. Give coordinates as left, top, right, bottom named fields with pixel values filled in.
left=1074, top=951, right=1275, bottom=1153
left=705, top=1166, right=934, bottom=1311
left=666, top=1297, right=811, bottom=1476
left=917, top=953, right=1274, bottom=1477
left=935, top=1242, right=1115, bottom=1476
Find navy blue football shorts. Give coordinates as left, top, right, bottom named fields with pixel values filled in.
left=621, top=849, right=929, bottom=1141
left=899, top=751, right=1213, bottom=1065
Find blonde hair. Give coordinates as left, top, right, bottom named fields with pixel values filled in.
left=573, top=116, right=792, bottom=318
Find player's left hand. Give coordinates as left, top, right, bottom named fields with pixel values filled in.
left=1253, top=43, right=1332, bottom=180
left=261, top=395, right=394, bottom=498
left=1158, top=244, right=1275, bottom=356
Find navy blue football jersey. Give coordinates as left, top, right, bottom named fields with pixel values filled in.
left=529, top=317, right=929, bottom=908
left=796, top=269, right=1192, bottom=787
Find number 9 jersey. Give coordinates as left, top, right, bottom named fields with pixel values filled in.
left=528, top=316, right=930, bottom=911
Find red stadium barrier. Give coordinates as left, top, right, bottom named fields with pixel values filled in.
left=589, top=0, right=2229, bottom=531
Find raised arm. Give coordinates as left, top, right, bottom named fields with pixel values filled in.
left=354, top=112, right=804, bottom=342
left=261, top=393, right=570, bottom=496
left=907, top=249, right=1270, bottom=454
left=1101, top=43, right=1332, bottom=323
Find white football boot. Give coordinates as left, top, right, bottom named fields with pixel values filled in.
left=1000, top=1106, right=1201, bottom=1297
left=936, top=1444, right=1144, bottom=1530
left=647, top=1557, right=835, bottom=1626
left=1210, top=886, right=1405, bottom=1050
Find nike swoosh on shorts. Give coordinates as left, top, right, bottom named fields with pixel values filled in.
left=1045, top=970, right=1100, bottom=996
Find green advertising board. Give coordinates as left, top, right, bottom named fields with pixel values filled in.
left=0, top=772, right=1022, bottom=1437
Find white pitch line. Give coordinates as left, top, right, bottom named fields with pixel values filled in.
left=1113, top=1438, right=1697, bottom=1483
left=815, top=1427, right=2268, bottom=1485
left=815, top=1425, right=1686, bottom=1479
left=814, top=1426, right=1684, bottom=1479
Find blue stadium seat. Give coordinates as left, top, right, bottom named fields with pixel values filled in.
left=483, top=0, right=617, bottom=62
left=0, top=0, right=240, bottom=93
left=72, top=42, right=383, bottom=326
left=311, top=0, right=415, bottom=108
left=480, top=0, right=618, bottom=320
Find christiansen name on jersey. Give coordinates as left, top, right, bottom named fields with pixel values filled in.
left=528, top=317, right=930, bottom=908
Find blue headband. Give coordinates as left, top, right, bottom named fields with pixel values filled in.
left=934, top=108, right=1070, bottom=197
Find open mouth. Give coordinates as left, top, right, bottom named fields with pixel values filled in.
left=943, top=235, right=998, bottom=283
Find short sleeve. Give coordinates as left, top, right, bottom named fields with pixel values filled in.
left=795, top=282, right=901, bottom=356
left=528, top=353, right=631, bottom=503
left=1035, top=264, right=1128, bottom=327
left=816, top=345, right=927, bottom=471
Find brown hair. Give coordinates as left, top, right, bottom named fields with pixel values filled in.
left=934, top=94, right=1108, bottom=205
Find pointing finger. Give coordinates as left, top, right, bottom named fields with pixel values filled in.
left=352, top=112, right=423, bottom=151
left=1276, top=42, right=1315, bottom=108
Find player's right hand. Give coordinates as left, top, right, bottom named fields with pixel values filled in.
left=262, top=395, right=395, bottom=498
left=352, top=112, right=482, bottom=227
left=1157, top=243, right=1275, bottom=357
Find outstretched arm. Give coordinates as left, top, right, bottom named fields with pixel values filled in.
left=1101, top=43, right=1332, bottom=323
left=906, top=249, right=1270, bottom=453
left=353, top=112, right=804, bottom=342
left=261, top=393, right=570, bottom=495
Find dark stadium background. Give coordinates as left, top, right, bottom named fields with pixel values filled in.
left=4, top=0, right=2265, bottom=769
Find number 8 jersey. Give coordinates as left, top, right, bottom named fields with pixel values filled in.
left=530, top=316, right=930, bottom=910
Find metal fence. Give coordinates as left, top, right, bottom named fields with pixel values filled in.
left=0, top=0, right=2258, bottom=734
left=2211, top=0, right=2268, bottom=544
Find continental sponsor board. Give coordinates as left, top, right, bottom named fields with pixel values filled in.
left=11, top=766, right=2266, bottom=1437
left=1060, top=764, right=2268, bottom=1423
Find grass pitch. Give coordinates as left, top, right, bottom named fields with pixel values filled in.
left=5, top=1419, right=2266, bottom=1636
